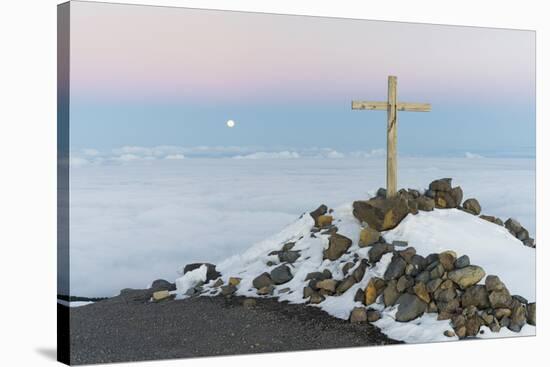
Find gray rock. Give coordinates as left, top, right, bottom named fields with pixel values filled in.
left=383, top=280, right=400, bottom=306
left=376, top=187, right=387, bottom=198
left=367, top=309, right=382, bottom=322
left=480, top=215, right=504, bottom=226
left=485, top=275, right=507, bottom=292
left=392, top=240, right=409, bottom=248
left=305, top=270, right=331, bottom=281
left=368, top=243, right=395, bottom=263
left=523, top=238, right=536, bottom=248
left=397, top=247, right=417, bottom=263
left=336, top=276, right=357, bottom=295
left=429, top=263, right=445, bottom=280
left=342, top=262, right=355, bottom=276
left=435, top=191, right=456, bottom=209
left=396, top=275, right=414, bottom=293
left=434, top=288, right=457, bottom=302
left=282, top=242, right=295, bottom=251
left=220, top=285, right=237, bottom=296
left=462, top=198, right=481, bottom=215
left=352, top=259, right=369, bottom=282
left=183, top=263, right=221, bottom=282
left=415, top=271, right=431, bottom=284
left=354, top=288, right=365, bottom=303
left=437, top=298, right=460, bottom=314
left=395, top=293, right=427, bottom=322
left=516, top=228, right=529, bottom=241
left=252, top=272, right=273, bottom=289
left=309, top=204, right=328, bottom=227
left=303, top=287, right=314, bottom=299
left=270, top=265, right=293, bottom=285
left=448, top=265, right=486, bottom=289
left=489, top=290, right=513, bottom=309
left=309, top=292, right=325, bottom=304
left=350, top=307, right=368, bottom=323
left=416, top=196, right=435, bottom=211
left=384, top=256, right=407, bottom=281
left=151, top=279, right=176, bottom=292
left=277, top=250, right=301, bottom=264
left=429, top=178, right=452, bottom=192
left=508, top=304, right=526, bottom=332
left=424, top=189, right=436, bottom=199
left=454, top=255, right=470, bottom=269
left=323, top=234, right=352, bottom=261
left=512, top=295, right=528, bottom=305
left=450, top=186, right=463, bottom=207
left=526, top=303, right=536, bottom=326
left=408, top=189, right=421, bottom=199
left=439, top=252, right=456, bottom=271
left=427, top=278, right=443, bottom=293
left=504, top=218, right=523, bottom=235
left=461, top=285, right=490, bottom=309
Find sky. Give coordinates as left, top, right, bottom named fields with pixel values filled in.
left=67, top=1, right=536, bottom=157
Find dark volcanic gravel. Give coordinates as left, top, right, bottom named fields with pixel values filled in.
left=69, top=293, right=400, bottom=365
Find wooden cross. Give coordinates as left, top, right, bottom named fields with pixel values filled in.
left=352, top=75, right=431, bottom=198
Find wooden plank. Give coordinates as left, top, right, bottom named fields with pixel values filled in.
left=351, top=101, right=388, bottom=110
left=352, top=101, right=431, bottom=112
left=386, top=76, right=398, bottom=198
left=398, top=102, right=431, bottom=112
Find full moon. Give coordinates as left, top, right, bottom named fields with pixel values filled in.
left=226, top=119, right=235, bottom=128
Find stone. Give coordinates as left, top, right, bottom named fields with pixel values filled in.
left=317, top=215, right=333, bottom=228
left=489, top=320, right=501, bottom=332
left=428, top=301, right=438, bottom=313
left=450, top=186, right=463, bottom=207
left=480, top=311, right=494, bottom=325
left=397, top=275, right=414, bottom=293
left=352, top=259, right=369, bottom=282
left=516, top=228, right=529, bottom=241
left=408, top=189, right=421, bottom=199
left=465, top=314, right=483, bottom=337
left=429, top=263, right=445, bottom=279
left=282, top=242, right=295, bottom=251
left=383, top=280, right=400, bottom=307
left=461, top=285, right=490, bottom=309
left=277, top=251, right=301, bottom=264
left=416, top=196, right=435, bottom=211
left=303, top=287, right=314, bottom=299
left=257, top=285, right=274, bottom=295
left=489, top=290, right=513, bottom=309
left=376, top=187, right=387, bottom=198
left=305, top=271, right=331, bottom=281
left=426, top=278, right=443, bottom=293
left=454, top=255, right=470, bottom=269
left=151, top=279, right=176, bottom=292
left=367, top=309, right=382, bottom=322
left=398, top=247, right=417, bottom=263
left=323, top=234, right=352, bottom=261
left=359, top=227, right=381, bottom=247
left=494, top=308, right=512, bottom=320
left=508, top=304, right=527, bottom=332
left=435, top=191, right=456, bottom=208
left=183, top=263, right=221, bottom=282
left=395, top=293, right=427, bottom=322
left=368, top=243, right=395, bottom=263
left=316, top=279, right=337, bottom=293
left=252, top=272, right=273, bottom=289
left=310, top=204, right=328, bottom=226
left=500, top=316, right=510, bottom=328
left=512, top=295, right=528, bottom=305
left=270, top=265, right=293, bottom=285
left=354, top=288, right=365, bottom=303
left=526, top=303, right=536, bottom=326
left=414, top=282, right=431, bottom=304
left=336, top=276, right=357, bottom=295
left=212, top=278, right=224, bottom=288
left=278, top=287, right=291, bottom=294
left=437, top=298, right=460, bottom=314
left=243, top=298, right=257, bottom=308
left=462, top=198, right=481, bottom=215
left=523, top=238, right=536, bottom=248
left=228, top=277, right=241, bottom=286
left=415, top=271, right=431, bottom=284
left=352, top=197, right=410, bottom=231
left=504, top=218, right=522, bottom=234
left=220, top=285, right=237, bottom=296
left=429, top=178, right=452, bottom=192
left=480, top=215, right=504, bottom=226
left=443, top=330, right=456, bottom=337
left=350, top=307, right=368, bottom=323
left=485, top=275, right=506, bottom=292
left=152, top=290, right=171, bottom=301
left=392, top=240, right=409, bottom=248
left=365, top=277, right=386, bottom=305
left=448, top=265, right=486, bottom=289
left=435, top=288, right=457, bottom=303
left=384, top=256, right=407, bottom=281
left=309, top=292, right=325, bottom=304
left=439, top=252, right=456, bottom=271
left=342, top=262, right=354, bottom=276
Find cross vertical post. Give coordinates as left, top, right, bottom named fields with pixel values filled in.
left=386, top=76, right=398, bottom=198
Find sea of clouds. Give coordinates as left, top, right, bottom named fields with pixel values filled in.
left=68, top=149, right=535, bottom=297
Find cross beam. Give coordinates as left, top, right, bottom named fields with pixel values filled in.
left=351, top=76, right=431, bottom=198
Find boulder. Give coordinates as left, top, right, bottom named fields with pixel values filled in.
left=228, top=277, right=241, bottom=286
left=508, top=303, right=527, bottom=332
left=257, top=285, right=274, bottom=295
left=359, top=227, right=381, bottom=247
left=397, top=247, right=417, bottom=263
left=220, top=285, right=237, bottom=296
left=526, top=303, right=536, bottom=326
left=489, top=290, right=512, bottom=309
left=354, top=288, right=365, bottom=303
left=316, top=279, right=337, bottom=293
left=350, top=307, right=368, bottom=323
left=305, top=270, right=332, bottom=281
left=365, top=277, right=386, bottom=305
left=480, top=215, right=504, bottom=226
left=450, top=186, right=463, bottom=207
left=309, top=292, right=325, bottom=304
left=303, top=287, right=314, bottom=299
left=435, top=191, right=456, bottom=209
left=439, top=252, right=456, bottom=271
left=429, top=178, right=452, bottom=192
left=485, top=275, right=506, bottom=292
left=342, top=262, right=355, bottom=276
left=504, top=218, right=523, bottom=235
left=270, top=265, right=293, bottom=284
left=183, top=263, right=221, bottom=282
left=516, top=228, right=529, bottom=241
left=395, top=293, right=427, bottom=322
left=396, top=275, right=414, bottom=293
left=494, top=308, right=512, bottom=320
left=309, top=204, right=328, bottom=226
left=317, top=215, right=333, bottom=228
left=384, top=256, right=407, bottom=281
left=448, top=265, right=486, bottom=289
left=383, top=280, right=400, bottom=306
left=376, top=187, right=387, bottom=198
left=282, top=242, right=295, bottom=251
left=323, top=234, right=352, bottom=261
left=461, top=285, right=490, bottom=309
left=523, top=238, right=536, bottom=248
left=151, top=279, right=176, bottom=292
left=152, top=290, right=171, bottom=301
left=368, top=243, right=394, bottom=263
left=413, top=282, right=431, bottom=303
left=253, top=272, right=273, bottom=289
left=352, top=197, right=410, bottom=231
left=462, top=198, right=481, bottom=215
left=336, top=276, right=357, bottom=294
left=426, top=278, right=443, bottom=293
left=416, top=196, right=435, bottom=211
left=352, top=259, right=369, bottom=282
left=454, top=255, right=470, bottom=269
left=277, top=250, right=301, bottom=264
left=367, top=309, right=382, bottom=322
left=415, top=271, right=431, bottom=284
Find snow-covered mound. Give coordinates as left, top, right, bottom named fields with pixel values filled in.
left=174, top=203, right=535, bottom=343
